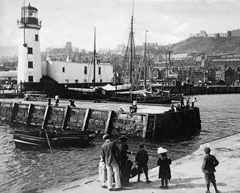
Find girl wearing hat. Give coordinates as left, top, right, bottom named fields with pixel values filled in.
left=157, top=147, right=172, bottom=189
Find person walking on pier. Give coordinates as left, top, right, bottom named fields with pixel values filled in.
left=157, top=147, right=171, bottom=189
left=101, top=134, right=121, bottom=191
left=135, top=143, right=151, bottom=183
left=202, top=147, right=220, bottom=193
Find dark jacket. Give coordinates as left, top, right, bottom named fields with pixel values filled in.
left=135, top=148, right=149, bottom=166
left=157, top=156, right=171, bottom=179
left=117, top=142, right=128, bottom=163
left=101, top=140, right=120, bottom=165
left=202, top=154, right=219, bottom=174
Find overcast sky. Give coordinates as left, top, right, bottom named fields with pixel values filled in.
left=1, top=0, right=240, bottom=51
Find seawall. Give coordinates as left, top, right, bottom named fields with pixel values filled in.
left=166, top=85, right=240, bottom=95
left=0, top=100, right=201, bottom=139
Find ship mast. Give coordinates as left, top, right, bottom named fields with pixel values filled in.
left=144, top=30, right=148, bottom=89
left=129, top=13, right=134, bottom=85
left=93, top=27, right=96, bottom=87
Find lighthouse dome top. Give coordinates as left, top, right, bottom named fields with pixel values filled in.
left=19, top=3, right=41, bottom=29
left=24, top=3, right=38, bottom=11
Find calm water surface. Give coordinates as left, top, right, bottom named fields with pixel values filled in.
left=1, top=94, right=240, bottom=193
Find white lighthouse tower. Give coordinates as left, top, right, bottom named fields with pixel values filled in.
left=17, top=3, right=42, bottom=84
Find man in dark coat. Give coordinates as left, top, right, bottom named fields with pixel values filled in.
left=202, top=147, right=220, bottom=193
left=101, top=134, right=121, bottom=191
left=135, top=143, right=151, bottom=183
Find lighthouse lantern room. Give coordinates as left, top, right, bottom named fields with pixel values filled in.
left=17, top=3, right=42, bottom=84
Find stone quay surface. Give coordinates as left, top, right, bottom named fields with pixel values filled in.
left=43, top=133, right=240, bottom=193
left=0, top=98, right=170, bottom=114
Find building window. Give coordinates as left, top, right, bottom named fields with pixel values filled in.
left=35, top=34, right=38, bottom=41
left=100, top=79, right=102, bottom=83
left=28, top=61, right=33, bottom=68
left=98, top=67, right=101, bottom=75
left=62, top=67, right=65, bottom=73
left=28, top=47, right=33, bottom=54
left=75, top=79, right=78, bottom=83
left=28, top=76, right=33, bottom=82
left=84, top=66, right=87, bottom=74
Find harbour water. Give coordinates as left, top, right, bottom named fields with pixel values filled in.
left=1, top=94, right=240, bottom=193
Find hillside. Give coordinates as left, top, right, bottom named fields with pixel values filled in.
left=171, top=36, right=240, bottom=54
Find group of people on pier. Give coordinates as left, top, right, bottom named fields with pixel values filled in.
left=99, top=134, right=171, bottom=191
left=169, top=96, right=198, bottom=112
left=99, top=134, right=220, bottom=193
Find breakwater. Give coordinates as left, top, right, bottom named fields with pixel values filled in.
left=167, top=85, right=240, bottom=95
left=0, top=101, right=201, bottom=139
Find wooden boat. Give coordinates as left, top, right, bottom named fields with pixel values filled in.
left=13, top=130, right=96, bottom=149
left=110, top=90, right=171, bottom=104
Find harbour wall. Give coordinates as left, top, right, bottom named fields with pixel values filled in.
left=167, top=85, right=240, bottom=95
left=0, top=101, right=201, bottom=139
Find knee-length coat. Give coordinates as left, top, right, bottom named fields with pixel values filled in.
left=157, top=156, right=171, bottom=180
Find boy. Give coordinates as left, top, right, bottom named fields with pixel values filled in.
left=135, top=143, right=151, bottom=183
left=202, top=147, right=220, bottom=193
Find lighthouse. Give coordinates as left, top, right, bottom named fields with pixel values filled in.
left=17, top=3, right=42, bottom=84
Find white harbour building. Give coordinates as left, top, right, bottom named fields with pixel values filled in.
left=17, top=4, right=113, bottom=87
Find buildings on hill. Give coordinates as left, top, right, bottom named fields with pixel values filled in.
left=190, top=29, right=240, bottom=38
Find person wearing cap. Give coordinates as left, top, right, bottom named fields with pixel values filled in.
left=117, top=135, right=132, bottom=186
left=157, top=147, right=171, bottom=189
left=135, top=143, right=151, bottom=183
left=202, top=147, right=220, bottom=193
left=101, top=134, right=121, bottom=191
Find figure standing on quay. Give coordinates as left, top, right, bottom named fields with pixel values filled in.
left=69, top=98, right=76, bottom=107
left=117, top=135, right=132, bottom=186
left=202, top=147, right=220, bottom=193
left=157, top=147, right=171, bottom=189
left=101, top=134, right=121, bottom=191
left=135, top=143, right=151, bottom=183
left=54, top=95, right=59, bottom=107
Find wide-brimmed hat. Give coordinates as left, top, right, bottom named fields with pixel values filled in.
left=157, top=147, right=168, bottom=154
left=119, top=135, right=128, bottom=141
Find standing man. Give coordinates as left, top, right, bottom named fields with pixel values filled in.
left=101, top=134, right=121, bottom=191
left=135, top=143, right=151, bottom=183
left=202, top=147, right=220, bottom=193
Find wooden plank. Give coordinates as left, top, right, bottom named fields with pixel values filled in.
left=82, top=108, right=90, bottom=131
left=61, top=105, right=70, bottom=130
left=42, top=105, right=50, bottom=128
left=152, top=114, right=157, bottom=139
left=142, top=114, right=149, bottom=139
left=11, top=102, right=17, bottom=122
left=26, top=103, right=33, bottom=125
left=105, top=110, right=113, bottom=133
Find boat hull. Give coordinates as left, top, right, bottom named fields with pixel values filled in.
left=13, top=130, right=96, bottom=149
